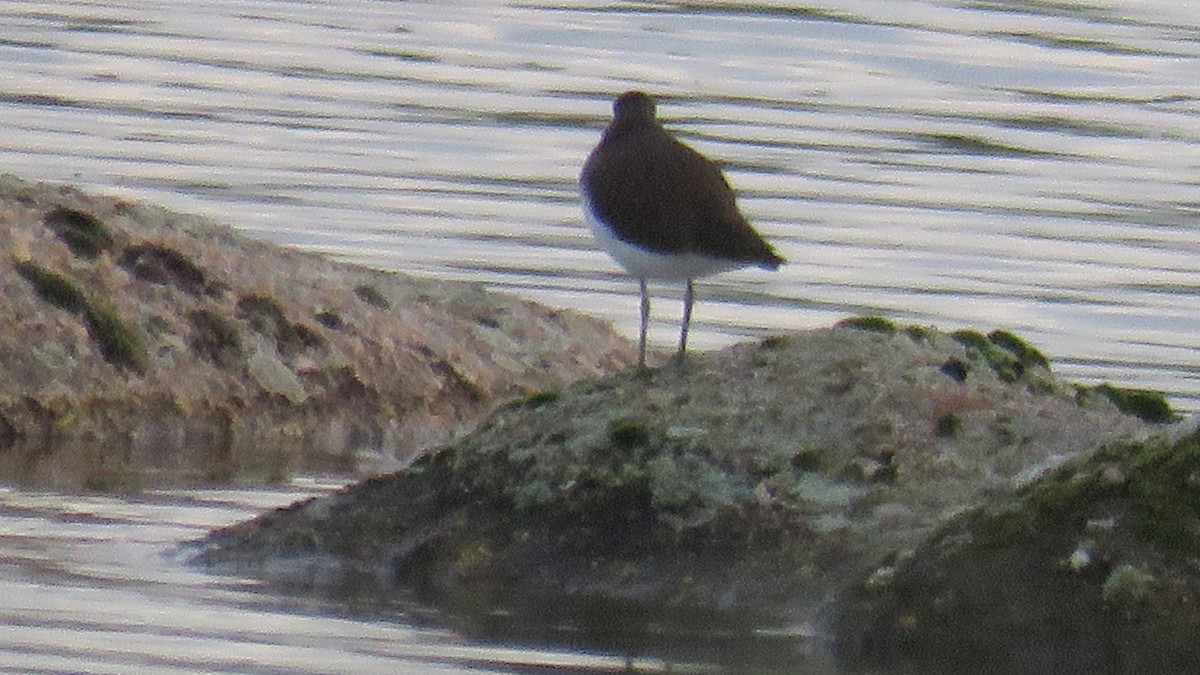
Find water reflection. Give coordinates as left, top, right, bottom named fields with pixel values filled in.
left=2, top=481, right=739, bottom=673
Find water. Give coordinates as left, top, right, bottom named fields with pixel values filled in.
left=0, top=0, right=1197, bottom=670
left=0, top=479, right=712, bottom=673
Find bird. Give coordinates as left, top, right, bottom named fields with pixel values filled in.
left=580, top=90, right=785, bottom=369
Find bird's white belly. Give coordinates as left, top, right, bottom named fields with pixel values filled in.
left=583, top=200, right=739, bottom=281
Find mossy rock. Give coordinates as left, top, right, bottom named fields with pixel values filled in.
left=189, top=325, right=1154, bottom=665
left=0, top=173, right=636, bottom=491
left=834, top=429, right=1200, bottom=674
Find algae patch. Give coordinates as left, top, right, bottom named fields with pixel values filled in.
left=119, top=243, right=221, bottom=297
left=1079, top=383, right=1178, bottom=424
left=835, top=316, right=898, bottom=334
left=995, top=432, right=1200, bottom=556
left=15, top=261, right=147, bottom=372
left=987, top=330, right=1049, bottom=370
left=186, top=309, right=244, bottom=369
left=518, top=390, right=560, bottom=410
left=608, top=418, right=652, bottom=449
left=950, top=328, right=1054, bottom=391
left=951, top=329, right=1023, bottom=382
left=43, top=206, right=113, bottom=259
left=935, top=413, right=962, bottom=438
left=353, top=284, right=390, bottom=309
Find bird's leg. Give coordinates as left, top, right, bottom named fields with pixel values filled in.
left=638, top=278, right=650, bottom=369
left=677, top=278, right=694, bottom=360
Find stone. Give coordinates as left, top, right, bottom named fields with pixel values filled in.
left=187, top=324, right=1164, bottom=663
left=833, top=427, right=1200, bottom=674
left=0, top=174, right=633, bottom=489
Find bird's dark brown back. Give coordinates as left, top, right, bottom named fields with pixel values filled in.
left=582, top=97, right=784, bottom=269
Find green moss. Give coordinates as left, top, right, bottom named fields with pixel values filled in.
left=949, top=328, right=1058, bottom=391
left=608, top=418, right=651, bottom=450
left=904, top=324, right=932, bottom=342
left=119, top=243, right=218, bottom=297
left=939, top=358, right=970, bottom=383
left=1008, top=435, right=1200, bottom=557
left=950, top=329, right=990, bottom=353
left=353, top=284, right=390, bottom=309
left=521, top=390, right=560, bottom=409
left=1122, top=435, right=1200, bottom=553
left=987, top=330, right=1050, bottom=369
left=1086, top=384, right=1179, bottom=424
left=16, top=262, right=148, bottom=373
left=935, top=413, right=961, bottom=438
left=43, top=206, right=113, bottom=259
left=85, top=305, right=149, bottom=373
left=759, top=335, right=792, bottom=350
left=15, top=262, right=89, bottom=313
left=951, top=329, right=1021, bottom=382
left=835, top=316, right=897, bottom=334
left=1024, top=467, right=1113, bottom=522
left=187, top=309, right=243, bottom=368
left=791, top=448, right=824, bottom=471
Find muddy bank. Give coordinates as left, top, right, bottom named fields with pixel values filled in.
left=0, top=175, right=633, bottom=489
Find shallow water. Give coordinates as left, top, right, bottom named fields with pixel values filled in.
left=0, top=479, right=758, bottom=673
left=0, top=0, right=1198, bottom=670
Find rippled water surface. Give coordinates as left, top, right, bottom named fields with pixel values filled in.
left=1, top=0, right=1198, bottom=670
left=0, top=480, right=722, bottom=673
